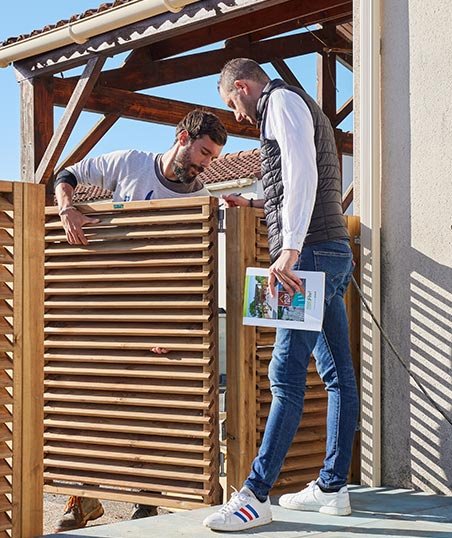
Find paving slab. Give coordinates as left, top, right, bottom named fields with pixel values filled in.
left=40, top=486, right=452, bottom=538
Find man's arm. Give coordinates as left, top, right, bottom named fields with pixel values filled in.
left=222, top=193, right=264, bottom=208
left=265, top=90, right=318, bottom=296
left=55, top=171, right=100, bottom=245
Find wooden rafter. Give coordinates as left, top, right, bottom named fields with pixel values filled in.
left=35, top=56, right=106, bottom=185
left=317, top=26, right=337, bottom=125
left=15, top=0, right=352, bottom=78
left=53, top=79, right=259, bottom=139
left=93, top=29, right=326, bottom=91
left=55, top=113, right=121, bottom=176
left=271, top=59, right=302, bottom=88
left=335, top=97, right=353, bottom=127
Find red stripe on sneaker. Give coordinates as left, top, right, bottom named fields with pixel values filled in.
left=239, top=507, right=254, bottom=520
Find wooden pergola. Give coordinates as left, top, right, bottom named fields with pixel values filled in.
left=2, top=1, right=356, bottom=535
left=9, top=0, right=353, bottom=199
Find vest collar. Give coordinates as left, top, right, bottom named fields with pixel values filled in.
left=256, top=79, right=287, bottom=129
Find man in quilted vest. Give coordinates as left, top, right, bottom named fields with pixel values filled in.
left=203, top=58, right=358, bottom=532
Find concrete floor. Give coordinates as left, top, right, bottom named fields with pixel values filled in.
left=40, top=485, right=452, bottom=538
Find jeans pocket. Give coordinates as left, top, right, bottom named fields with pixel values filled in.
left=313, top=250, right=353, bottom=304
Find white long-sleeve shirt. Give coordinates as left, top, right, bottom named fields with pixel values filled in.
left=263, top=88, right=318, bottom=252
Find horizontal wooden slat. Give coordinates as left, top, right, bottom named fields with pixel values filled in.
left=45, top=255, right=210, bottom=269
left=45, top=211, right=209, bottom=230
left=44, top=405, right=209, bottom=424
left=44, top=472, right=208, bottom=497
left=44, top=419, right=209, bottom=438
left=44, top=270, right=210, bottom=282
left=44, top=379, right=209, bottom=394
left=44, top=458, right=208, bottom=483
left=44, top=432, right=208, bottom=453
left=45, top=240, right=210, bottom=256
left=45, top=299, right=209, bottom=309
left=44, top=311, right=211, bottom=322
left=44, top=444, right=209, bottom=467
left=44, top=339, right=209, bottom=351
left=45, top=224, right=209, bottom=243
left=44, top=365, right=210, bottom=380
left=45, top=284, right=210, bottom=295
left=44, top=351, right=210, bottom=365
left=44, top=392, right=209, bottom=409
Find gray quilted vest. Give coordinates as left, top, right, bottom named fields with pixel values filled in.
left=256, top=79, right=349, bottom=262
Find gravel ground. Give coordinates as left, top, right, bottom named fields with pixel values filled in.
left=43, top=493, right=169, bottom=535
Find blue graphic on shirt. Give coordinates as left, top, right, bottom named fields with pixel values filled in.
left=145, top=190, right=154, bottom=200
left=124, top=195, right=131, bottom=202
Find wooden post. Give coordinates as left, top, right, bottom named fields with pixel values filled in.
left=19, top=77, right=53, bottom=184
left=317, top=27, right=337, bottom=125
left=226, top=208, right=257, bottom=491
left=345, top=216, right=361, bottom=483
left=12, top=183, right=45, bottom=538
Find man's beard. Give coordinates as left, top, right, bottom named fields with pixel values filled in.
left=172, top=145, right=204, bottom=184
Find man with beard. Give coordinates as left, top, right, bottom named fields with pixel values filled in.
left=53, top=109, right=227, bottom=532
left=55, top=109, right=227, bottom=245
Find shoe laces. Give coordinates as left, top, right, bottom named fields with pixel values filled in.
left=219, top=487, right=251, bottom=517
left=64, top=496, right=80, bottom=514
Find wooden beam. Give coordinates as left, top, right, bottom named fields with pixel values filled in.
left=55, top=113, right=121, bottom=175
left=271, top=59, right=302, bottom=88
left=35, top=56, right=106, bottom=185
left=95, top=30, right=325, bottom=91
left=334, top=97, right=353, bottom=127
left=19, top=76, right=53, bottom=183
left=53, top=79, right=259, bottom=139
left=342, top=182, right=353, bottom=212
left=317, top=27, right=337, bottom=125
left=15, top=0, right=351, bottom=78
left=335, top=130, right=353, bottom=155
left=248, top=3, right=352, bottom=42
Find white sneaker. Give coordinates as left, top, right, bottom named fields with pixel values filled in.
left=203, top=487, right=272, bottom=532
left=279, top=481, right=351, bottom=516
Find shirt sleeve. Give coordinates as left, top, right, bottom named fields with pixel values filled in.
left=265, top=89, right=318, bottom=252
left=66, top=150, right=130, bottom=192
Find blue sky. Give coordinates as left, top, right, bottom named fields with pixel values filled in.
left=0, top=1, right=352, bottom=181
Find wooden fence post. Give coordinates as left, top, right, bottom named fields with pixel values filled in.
left=226, top=208, right=257, bottom=491
left=11, top=182, right=45, bottom=538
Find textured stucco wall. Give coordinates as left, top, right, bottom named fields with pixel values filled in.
left=379, top=0, right=452, bottom=493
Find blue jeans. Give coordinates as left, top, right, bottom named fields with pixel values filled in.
left=244, top=240, right=359, bottom=496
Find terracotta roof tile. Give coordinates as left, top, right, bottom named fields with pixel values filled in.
left=198, top=148, right=261, bottom=185
left=55, top=148, right=261, bottom=204
left=1, top=1, right=134, bottom=47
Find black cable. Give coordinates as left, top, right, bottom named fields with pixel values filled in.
left=351, top=276, right=452, bottom=426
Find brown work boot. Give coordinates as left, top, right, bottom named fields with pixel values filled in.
left=55, top=496, right=104, bottom=532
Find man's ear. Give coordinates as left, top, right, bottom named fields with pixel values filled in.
left=177, top=129, right=191, bottom=146
left=233, top=79, right=248, bottom=94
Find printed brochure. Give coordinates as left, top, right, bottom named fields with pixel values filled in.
left=243, top=267, right=325, bottom=331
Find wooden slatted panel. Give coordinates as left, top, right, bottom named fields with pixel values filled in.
left=0, top=181, right=45, bottom=538
left=44, top=197, right=220, bottom=509
left=0, top=185, right=12, bottom=537
left=226, top=208, right=360, bottom=494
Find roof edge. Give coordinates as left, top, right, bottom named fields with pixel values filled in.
left=0, top=0, right=200, bottom=68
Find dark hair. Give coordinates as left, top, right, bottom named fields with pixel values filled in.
left=175, top=109, right=227, bottom=146
left=218, top=58, right=270, bottom=93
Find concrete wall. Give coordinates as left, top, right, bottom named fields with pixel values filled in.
left=376, top=0, right=452, bottom=493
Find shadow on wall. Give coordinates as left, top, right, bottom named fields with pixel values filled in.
left=409, top=268, right=452, bottom=495
left=380, top=0, right=452, bottom=494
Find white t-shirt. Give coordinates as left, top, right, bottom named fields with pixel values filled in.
left=66, top=149, right=210, bottom=202
left=264, top=88, right=318, bottom=252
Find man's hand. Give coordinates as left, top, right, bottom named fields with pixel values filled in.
left=151, top=347, right=168, bottom=354
left=222, top=193, right=250, bottom=207
left=269, top=249, right=302, bottom=297
left=60, top=208, right=100, bottom=245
